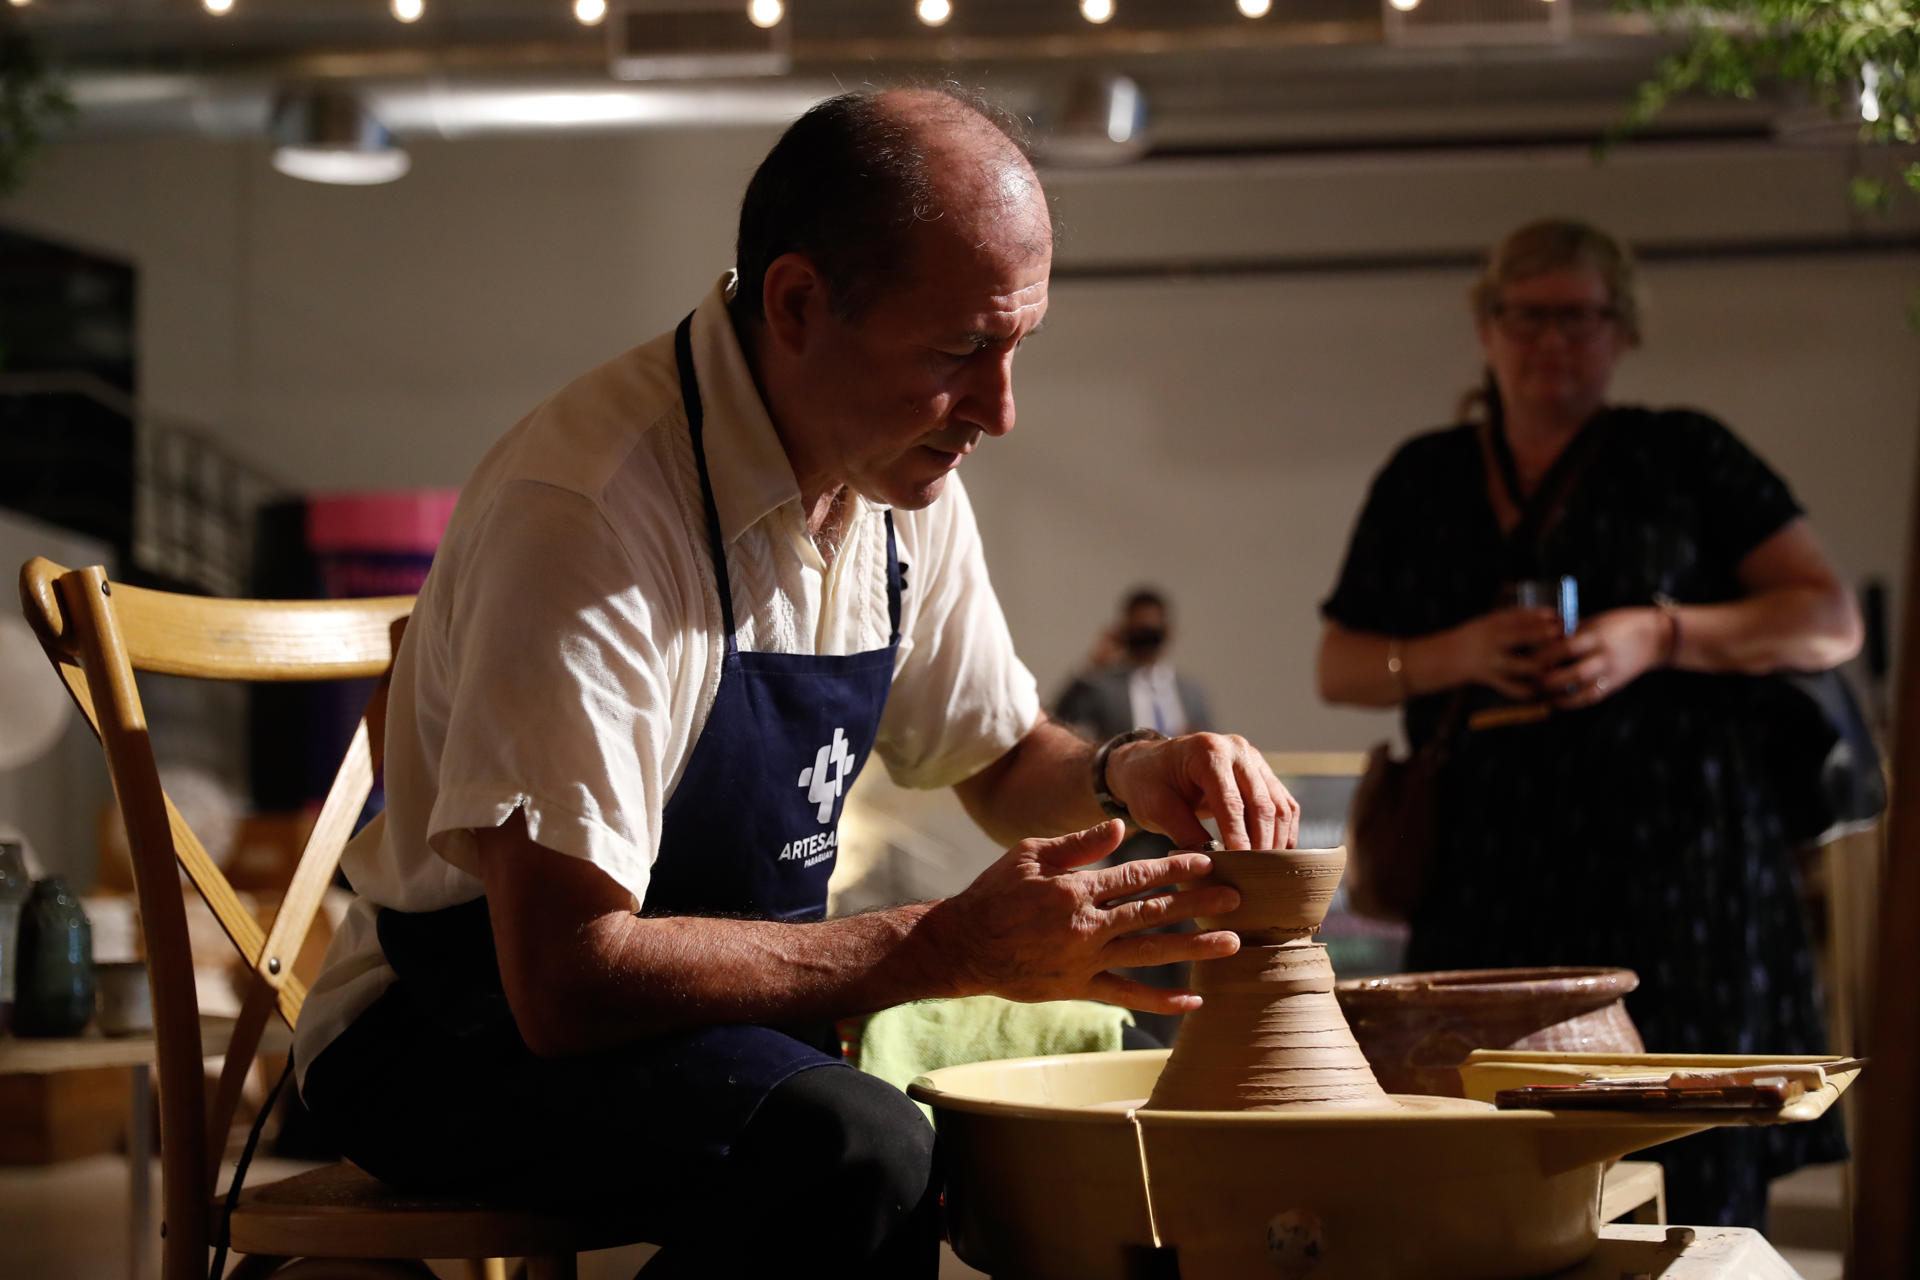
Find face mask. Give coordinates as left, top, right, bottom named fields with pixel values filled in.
left=1123, top=626, right=1167, bottom=658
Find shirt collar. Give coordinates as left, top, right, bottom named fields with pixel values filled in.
left=687, top=273, right=806, bottom=548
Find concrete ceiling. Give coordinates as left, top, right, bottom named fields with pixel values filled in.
left=10, top=0, right=1792, bottom=152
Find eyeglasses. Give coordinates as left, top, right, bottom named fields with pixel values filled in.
left=1488, top=302, right=1620, bottom=342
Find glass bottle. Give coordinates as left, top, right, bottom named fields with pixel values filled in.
left=15, top=876, right=95, bottom=1038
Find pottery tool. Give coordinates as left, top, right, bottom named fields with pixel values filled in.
left=1493, top=1058, right=1866, bottom=1111
left=1576, top=1057, right=1866, bottom=1092
left=1492, top=1082, right=1796, bottom=1110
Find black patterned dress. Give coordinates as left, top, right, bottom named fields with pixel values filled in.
left=1322, top=406, right=1847, bottom=1228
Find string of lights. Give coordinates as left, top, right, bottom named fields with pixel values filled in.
left=4, top=0, right=1565, bottom=26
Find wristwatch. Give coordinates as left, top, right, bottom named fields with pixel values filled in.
left=1092, top=727, right=1166, bottom=821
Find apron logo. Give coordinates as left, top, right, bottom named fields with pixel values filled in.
left=798, top=726, right=856, bottom=824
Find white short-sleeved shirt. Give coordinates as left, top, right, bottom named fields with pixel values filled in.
left=294, top=275, right=1042, bottom=1089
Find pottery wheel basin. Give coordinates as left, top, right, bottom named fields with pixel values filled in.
left=909, top=1047, right=1858, bottom=1280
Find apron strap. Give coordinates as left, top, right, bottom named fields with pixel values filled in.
left=884, top=511, right=902, bottom=645
left=675, top=312, right=738, bottom=646
left=678, top=310, right=907, bottom=652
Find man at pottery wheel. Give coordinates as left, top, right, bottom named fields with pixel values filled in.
left=291, top=86, right=1300, bottom=1279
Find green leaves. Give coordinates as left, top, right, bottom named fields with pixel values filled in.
left=0, top=17, right=73, bottom=198
left=1615, top=0, right=1920, bottom=213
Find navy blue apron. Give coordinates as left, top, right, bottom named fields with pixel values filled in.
left=374, top=310, right=903, bottom=1166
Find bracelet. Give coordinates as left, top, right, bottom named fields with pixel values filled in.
left=1653, top=594, right=1682, bottom=667
left=1386, top=637, right=1408, bottom=699
left=1092, top=727, right=1166, bottom=821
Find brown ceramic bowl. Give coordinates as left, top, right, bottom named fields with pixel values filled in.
left=1187, top=846, right=1346, bottom=944
left=1334, top=966, right=1644, bottom=1096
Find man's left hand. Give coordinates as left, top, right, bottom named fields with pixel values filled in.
left=1106, top=733, right=1300, bottom=850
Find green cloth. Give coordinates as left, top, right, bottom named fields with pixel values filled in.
left=856, top=996, right=1135, bottom=1121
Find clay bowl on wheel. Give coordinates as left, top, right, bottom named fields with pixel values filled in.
left=1185, top=845, right=1347, bottom=943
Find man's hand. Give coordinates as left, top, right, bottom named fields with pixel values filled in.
left=918, top=821, right=1241, bottom=1014
left=1104, top=733, right=1301, bottom=850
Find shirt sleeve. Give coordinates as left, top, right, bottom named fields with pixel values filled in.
left=1668, top=410, right=1805, bottom=571
left=1321, top=438, right=1426, bottom=634
left=876, top=476, right=1042, bottom=790
left=421, top=479, right=690, bottom=908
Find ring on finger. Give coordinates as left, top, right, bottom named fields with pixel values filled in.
left=1593, top=676, right=1609, bottom=693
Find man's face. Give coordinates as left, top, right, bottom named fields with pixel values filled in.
left=794, top=202, right=1051, bottom=510
left=1122, top=602, right=1169, bottom=662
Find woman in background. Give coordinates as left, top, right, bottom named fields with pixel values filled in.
left=1316, top=218, right=1859, bottom=1227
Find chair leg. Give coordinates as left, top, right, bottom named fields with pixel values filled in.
left=523, top=1255, right=577, bottom=1280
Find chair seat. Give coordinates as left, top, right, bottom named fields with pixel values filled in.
left=230, top=1161, right=648, bottom=1260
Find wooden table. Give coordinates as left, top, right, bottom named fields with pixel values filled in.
left=0, top=1017, right=290, bottom=1280
left=1556, top=1225, right=1806, bottom=1278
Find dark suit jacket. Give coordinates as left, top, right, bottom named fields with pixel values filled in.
left=1051, top=663, right=1213, bottom=743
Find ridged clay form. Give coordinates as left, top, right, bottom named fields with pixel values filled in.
left=1145, top=846, right=1394, bottom=1112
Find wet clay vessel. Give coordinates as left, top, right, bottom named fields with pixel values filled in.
left=1146, top=847, right=1392, bottom=1111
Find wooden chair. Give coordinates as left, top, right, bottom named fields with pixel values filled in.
left=20, top=558, right=649, bottom=1280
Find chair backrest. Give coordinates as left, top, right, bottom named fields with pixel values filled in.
left=18, top=557, right=412, bottom=1280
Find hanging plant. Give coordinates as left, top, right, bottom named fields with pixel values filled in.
left=0, top=16, right=74, bottom=198
left=1612, top=0, right=1918, bottom=207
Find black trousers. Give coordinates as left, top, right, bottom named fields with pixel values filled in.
left=301, top=985, right=940, bottom=1278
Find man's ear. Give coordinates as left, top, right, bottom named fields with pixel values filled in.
left=760, top=252, right=828, bottom=356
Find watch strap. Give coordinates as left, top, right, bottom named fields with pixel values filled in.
left=1092, top=728, right=1166, bottom=821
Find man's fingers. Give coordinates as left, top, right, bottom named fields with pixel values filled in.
left=1104, top=925, right=1240, bottom=970
left=1101, top=882, right=1240, bottom=931
left=1031, top=819, right=1127, bottom=872
left=1137, top=797, right=1213, bottom=852
left=1266, top=767, right=1302, bottom=849
left=1085, top=971, right=1204, bottom=1015
left=1231, top=752, right=1280, bottom=850
left=1202, top=755, right=1249, bottom=849
left=1091, top=850, right=1219, bottom=902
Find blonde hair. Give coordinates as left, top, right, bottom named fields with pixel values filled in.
left=1469, top=217, right=1644, bottom=346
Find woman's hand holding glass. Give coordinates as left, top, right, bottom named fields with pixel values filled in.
left=1537, top=607, right=1670, bottom=708
left=1449, top=605, right=1567, bottom=700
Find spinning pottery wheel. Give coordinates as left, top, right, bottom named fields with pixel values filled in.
left=909, top=847, right=1860, bottom=1280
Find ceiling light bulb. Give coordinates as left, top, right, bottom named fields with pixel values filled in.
left=916, top=0, right=952, bottom=25
left=1080, top=0, right=1113, bottom=22
left=391, top=0, right=424, bottom=21
left=747, top=0, right=784, bottom=28
left=1237, top=0, right=1271, bottom=14
left=7, top=0, right=33, bottom=9
left=1389, top=0, right=1420, bottom=10
left=574, top=0, right=607, bottom=23
left=203, top=0, right=234, bottom=13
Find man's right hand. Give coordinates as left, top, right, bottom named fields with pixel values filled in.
left=914, top=820, right=1241, bottom=1014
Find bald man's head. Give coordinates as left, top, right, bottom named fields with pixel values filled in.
left=733, top=86, right=1051, bottom=326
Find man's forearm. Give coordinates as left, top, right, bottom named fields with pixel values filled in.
left=952, top=716, right=1105, bottom=847
left=479, top=816, right=964, bottom=1056
left=526, top=902, right=957, bottom=1056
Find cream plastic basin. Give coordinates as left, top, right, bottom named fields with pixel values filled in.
left=909, top=1048, right=1858, bottom=1280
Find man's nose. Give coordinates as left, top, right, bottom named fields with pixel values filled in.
left=960, top=348, right=1018, bottom=437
